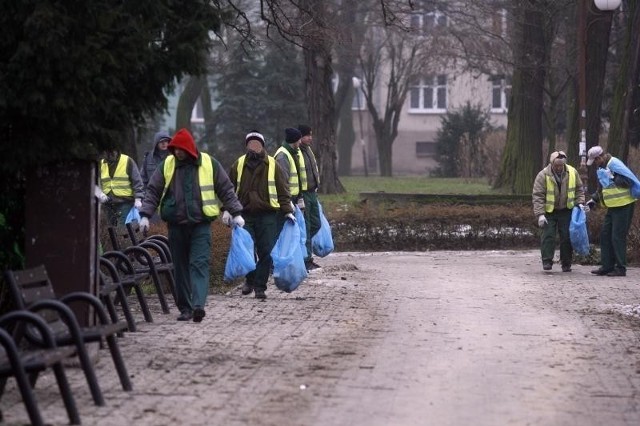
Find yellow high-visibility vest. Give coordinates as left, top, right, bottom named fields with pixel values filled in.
left=544, top=165, right=577, bottom=213
left=162, top=153, right=219, bottom=217
left=601, top=159, right=636, bottom=207
left=236, top=155, right=279, bottom=209
left=275, top=147, right=307, bottom=195
left=101, top=154, right=134, bottom=197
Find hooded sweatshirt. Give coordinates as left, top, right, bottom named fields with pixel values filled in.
left=141, top=131, right=171, bottom=188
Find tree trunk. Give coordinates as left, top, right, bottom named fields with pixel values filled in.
left=175, top=75, right=206, bottom=131
left=301, top=1, right=344, bottom=194
left=376, top=129, right=393, bottom=177
left=609, top=0, right=640, bottom=160
left=494, top=2, right=547, bottom=194
left=200, top=78, right=216, bottom=154
left=337, top=87, right=355, bottom=176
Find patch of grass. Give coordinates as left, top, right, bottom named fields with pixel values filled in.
left=321, top=176, right=503, bottom=213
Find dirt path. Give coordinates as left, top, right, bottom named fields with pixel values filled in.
left=2, top=251, right=640, bottom=425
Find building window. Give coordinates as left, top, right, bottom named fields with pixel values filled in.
left=409, top=75, right=448, bottom=112
left=410, top=2, right=447, bottom=35
left=491, top=8, right=508, bottom=38
left=352, top=84, right=366, bottom=111
left=416, top=141, right=437, bottom=158
left=191, top=97, right=204, bottom=124
left=491, top=75, right=511, bottom=113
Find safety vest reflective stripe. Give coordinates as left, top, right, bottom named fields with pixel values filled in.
left=275, top=147, right=303, bottom=196
left=236, top=155, right=279, bottom=209
left=602, top=187, right=634, bottom=207
left=602, top=159, right=635, bottom=207
left=101, top=155, right=134, bottom=197
left=162, top=153, right=219, bottom=217
left=544, top=166, right=577, bottom=213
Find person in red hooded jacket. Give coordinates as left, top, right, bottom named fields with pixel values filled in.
left=139, top=128, right=244, bottom=322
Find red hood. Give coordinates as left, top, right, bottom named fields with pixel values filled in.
left=168, top=128, right=198, bottom=159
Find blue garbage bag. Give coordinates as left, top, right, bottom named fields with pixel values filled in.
left=125, top=207, right=141, bottom=225
left=223, top=226, right=256, bottom=282
left=569, top=206, right=590, bottom=256
left=294, top=204, right=307, bottom=255
left=271, top=220, right=307, bottom=293
left=312, top=202, right=334, bottom=258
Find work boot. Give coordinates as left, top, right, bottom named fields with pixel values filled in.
left=241, top=281, right=253, bottom=295
left=254, top=289, right=266, bottom=300
left=561, top=264, right=571, bottom=272
left=591, top=267, right=613, bottom=276
left=542, top=261, right=552, bottom=271
left=193, top=307, right=205, bottom=323
left=177, top=311, right=192, bottom=321
left=606, top=268, right=626, bottom=277
left=305, top=260, right=321, bottom=271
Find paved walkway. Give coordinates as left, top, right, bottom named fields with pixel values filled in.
left=2, top=251, right=640, bottom=425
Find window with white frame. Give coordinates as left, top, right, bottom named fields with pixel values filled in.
left=410, top=2, right=447, bottom=35
left=491, top=75, right=511, bottom=112
left=409, top=75, right=448, bottom=112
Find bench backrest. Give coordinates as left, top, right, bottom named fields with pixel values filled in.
left=4, top=265, right=59, bottom=324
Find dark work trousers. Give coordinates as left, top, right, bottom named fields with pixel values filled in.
left=301, top=191, right=321, bottom=262
left=105, top=201, right=134, bottom=227
left=244, top=211, right=279, bottom=292
left=600, top=202, right=635, bottom=272
left=168, top=222, right=212, bottom=315
left=540, top=208, right=572, bottom=266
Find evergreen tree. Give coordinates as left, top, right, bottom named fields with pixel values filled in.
left=213, top=36, right=306, bottom=167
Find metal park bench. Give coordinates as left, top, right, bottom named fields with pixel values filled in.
left=4, top=265, right=132, bottom=407
left=0, top=310, right=80, bottom=425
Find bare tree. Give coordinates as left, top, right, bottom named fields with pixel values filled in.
left=608, top=0, right=640, bottom=160
left=359, top=33, right=418, bottom=176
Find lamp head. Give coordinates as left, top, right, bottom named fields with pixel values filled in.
left=594, top=0, right=621, bottom=11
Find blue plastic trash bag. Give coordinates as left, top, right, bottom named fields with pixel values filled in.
left=312, top=202, right=334, bottom=257
left=223, top=226, right=256, bottom=282
left=125, top=207, right=141, bottom=225
left=271, top=220, right=307, bottom=293
left=596, top=168, right=613, bottom=188
left=569, top=206, right=590, bottom=256
left=294, top=204, right=307, bottom=254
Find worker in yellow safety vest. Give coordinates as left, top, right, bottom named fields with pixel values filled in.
left=532, top=150, right=586, bottom=272
left=586, top=145, right=638, bottom=277
left=227, top=130, right=294, bottom=300
left=138, top=128, right=243, bottom=323
left=99, top=150, right=144, bottom=227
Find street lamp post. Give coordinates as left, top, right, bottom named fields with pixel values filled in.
left=352, top=77, right=368, bottom=177
left=578, top=0, right=621, bottom=190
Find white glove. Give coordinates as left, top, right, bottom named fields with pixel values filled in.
left=285, top=213, right=296, bottom=223
left=222, top=210, right=232, bottom=227
left=139, top=217, right=150, bottom=233
left=134, top=198, right=142, bottom=209
left=232, top=215, right=245, bottom=228
left=297, top=198, right=305, bottom=210
left=94, top=186, right=109, bottom=204
left=537, top=215, right=548, bottom=228
left=579, top=203, right=589, bottom=213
